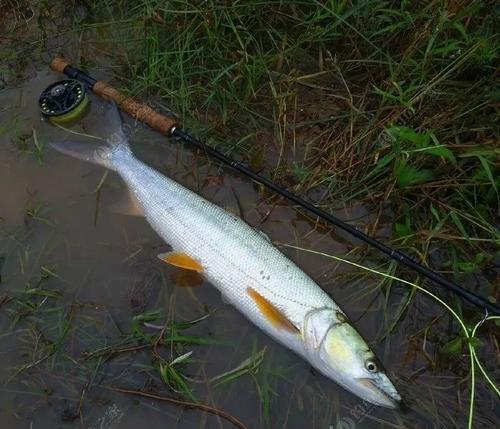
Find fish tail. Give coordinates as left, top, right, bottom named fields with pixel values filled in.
left=51, top=101, right=132, bottom=171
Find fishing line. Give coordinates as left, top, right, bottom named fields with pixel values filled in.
left=47, top=57, right=499, bottom=316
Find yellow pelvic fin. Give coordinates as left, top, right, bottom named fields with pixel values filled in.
left=247, top=287, right=299, bottom=334
left=158, top=251, right=204, bottom=273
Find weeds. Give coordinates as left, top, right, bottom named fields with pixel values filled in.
left=280, top=242, right=500, bottom=429
left=24, top=201, right=53, bottom=226
left=81, top=1, right=499, bottom=283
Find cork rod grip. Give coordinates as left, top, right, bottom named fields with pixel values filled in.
left=49, top=57, right=178, bottom=135
left=50, top=57, right=70, bottom=74
left=93, top=82, right=178, bottom=135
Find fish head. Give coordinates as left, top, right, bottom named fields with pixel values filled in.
left=303, top=308, right=401, bottom=409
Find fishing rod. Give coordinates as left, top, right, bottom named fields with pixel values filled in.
left=47, top=57, right=499, bottom=316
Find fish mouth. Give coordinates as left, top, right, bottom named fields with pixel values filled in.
left=356, top=378, right=401, bottom=409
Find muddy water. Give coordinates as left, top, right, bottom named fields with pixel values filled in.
left=0, top=71, right=497, bottom=429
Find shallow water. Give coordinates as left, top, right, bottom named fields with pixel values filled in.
left=0, top=71, right=498, bottom=429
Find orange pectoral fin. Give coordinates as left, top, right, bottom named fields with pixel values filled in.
left=158, top=252, right=204, bottom=273
left=247, top=287, right=299, bottom=334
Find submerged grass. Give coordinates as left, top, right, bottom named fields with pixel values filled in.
left=280, top=242, right=500, bottom=429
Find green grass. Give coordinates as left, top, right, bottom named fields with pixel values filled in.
left=79, top=0, right=499, bottom=285
left=281, top=242, right=500, bottom=429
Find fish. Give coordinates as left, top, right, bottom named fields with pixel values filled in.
left=51, top=102, right=401, bottom=408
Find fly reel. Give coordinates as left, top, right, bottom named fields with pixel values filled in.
left=39, top=79, right=89, bottom=124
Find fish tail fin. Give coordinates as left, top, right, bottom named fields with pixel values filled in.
left=50, top=101, right=132, bottom=171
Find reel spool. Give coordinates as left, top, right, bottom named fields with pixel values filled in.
left=39, top=79, right=89, bottom=124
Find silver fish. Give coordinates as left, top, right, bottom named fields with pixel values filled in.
left=51, top=103, right=401, bottom=408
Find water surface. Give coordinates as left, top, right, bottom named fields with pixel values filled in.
left=0, top=70, right=497, bottom=429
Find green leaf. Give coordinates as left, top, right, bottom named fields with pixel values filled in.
left=24, top=288, right=61, bottom=298
left=213, top=348, right=266, bottom=386
left=425, top=146, right=456, bottom=163
left=395, top=163, right=434, bottom=187
left=477, top=155, right=499, bottom=197
left=440, top=337, right=463, bottom=355
left=163, top=334, right=221, bottom=345
left=131, top=311, right=161, bottom=341
left=395, top=222, right=412, bottom=237
left=387, top=125, right=430, bottom=147
left=457, top=261, right=477, bottom=273
left=395, top=215, right=413, bottom=237
left=449, top=212, right=469, bottom=240
left=429, top=204, right=441, bottom=222
left=290, top=162, right=312, bottom=182
left=364, top=153, right=396, bottom=180
left=376, top=152, right=396, bottom=169
left=452, top=22, right=469, bottom=40
left=467, top=337, right=483, bottom=348
left=159, top=362, right=196, bottom=402
left=474, top=253, right=486, bottom=264
left=459, top=148, right=500, bottom=158
left=387, top=127, right=456, bottom=163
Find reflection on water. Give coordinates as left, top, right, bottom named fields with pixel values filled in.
left=0, top=71, right=497, bottom=429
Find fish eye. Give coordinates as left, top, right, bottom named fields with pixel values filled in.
left=365, top=359, right=378, bottom=373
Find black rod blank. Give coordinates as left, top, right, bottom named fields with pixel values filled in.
left=172, top=128, right=499, bottom=316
